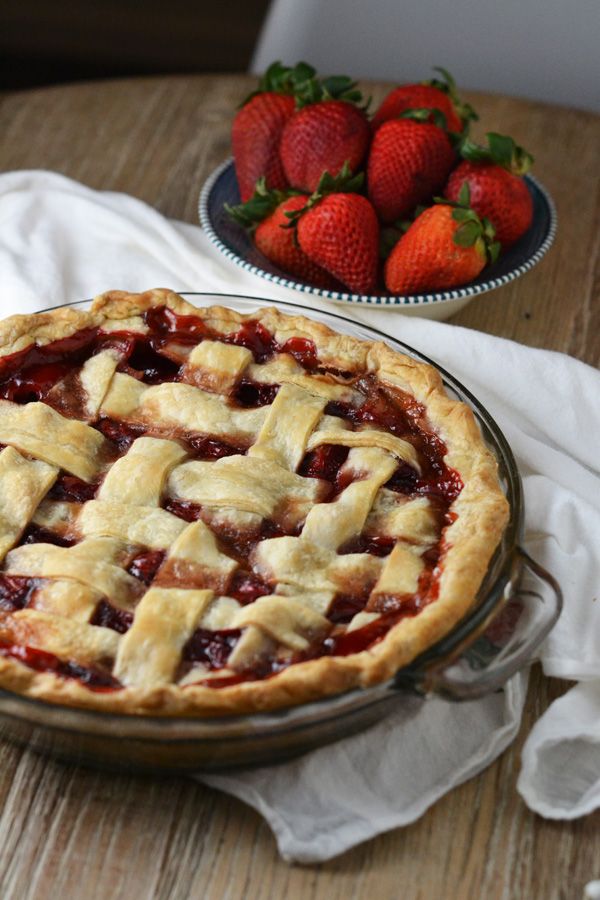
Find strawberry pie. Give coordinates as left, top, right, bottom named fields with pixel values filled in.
left=0, top=290, right=508, bottom=715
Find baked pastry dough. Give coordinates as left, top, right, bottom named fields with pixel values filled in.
left=0, top=290, right=509, bottom=715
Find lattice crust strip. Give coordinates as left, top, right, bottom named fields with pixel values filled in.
left=156, top=521, right=238, bottom=592
left=6, top=610, right=120, bottom=664
left=0, top=319, right=443, bottom=690
left=0, top=400, right=108, bottom=482
left=48, top=349, right=122, bottom=420
left=115, top=588, right=214, bottom=687
left=0, top=446, right=58, bottom=559
left=6, top=539, right=142, bottom=607
left=100, top=376, right=268, bottom=442
left=98, top=436, right=187, bottom=505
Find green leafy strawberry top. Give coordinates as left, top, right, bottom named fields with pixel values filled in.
left=459, top=132, right=534, bottom=174
left=283, top=162, right=365, bottom=225
left=426, top=66, right=479, bottom=125
left=436, top=183, right=501, bottom=263
left=225, top=178, right=299, bottom=229
left=243, top=60, right=367, bottom=110
left=399, top=107, right=453, bottom=131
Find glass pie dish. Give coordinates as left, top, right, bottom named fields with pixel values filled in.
left=0, top=293, right=561, bottom=772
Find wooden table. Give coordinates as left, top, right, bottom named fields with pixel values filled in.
left=0, top=75, right=598, bottom=900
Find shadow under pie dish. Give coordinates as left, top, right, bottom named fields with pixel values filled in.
left=0, top=289, right=510, bottom=718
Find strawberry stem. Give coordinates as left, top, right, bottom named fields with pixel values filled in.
left=426, top=66, right=479, bottom=126
left=294, top=72, right=368, bottom=109
left=240, top=60, right=318, bottom=107
left=248, top=59, right=368, bottom=110
left=226, top=178, right=298, bottom=229
left=283, top=161, right=365, bottom=227
left=259, top=60, right=316, bottom=93
left=313, top=161, right=365, bottom=195
left=400, top=107, right=448, bottom=130
left=434, top=186, right=501, bottom=263
left=458, top=132, right=534, bottom=174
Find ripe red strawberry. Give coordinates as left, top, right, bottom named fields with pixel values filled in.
left=445, top=133, right=534, bottom=246
left=384, top=198, right=499, bottom=294
left=280, top=78, right=370, bottom=193
left=367, top=114, right=455, bottom=223
left=292, top=170, right=379, bottom=294
left=232, top=92, right=295, bottom=202
left=232, top=62, right=317, bottom=202
left=226, top=181, right=340, bottom=289
left=255, top=195, right=342, bottom=288
left=372, top=68, right=476, bottom=134
left=373, top=85, right=460, bottom=134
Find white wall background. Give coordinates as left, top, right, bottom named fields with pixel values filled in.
left=252, top=0, right=600, bottom=112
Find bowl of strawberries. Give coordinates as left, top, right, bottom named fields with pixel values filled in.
left=199, top=62, right=556, bottom=319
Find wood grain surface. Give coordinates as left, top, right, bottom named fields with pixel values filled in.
left=0, top=75, right=598, bottom=900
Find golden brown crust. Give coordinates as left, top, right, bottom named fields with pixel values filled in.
left=0, top=290, right=509, bottom=716
left=0, top=307, right=95, bottom=357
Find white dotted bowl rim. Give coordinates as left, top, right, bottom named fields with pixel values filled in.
left=199, top=157, right=558, bottom=308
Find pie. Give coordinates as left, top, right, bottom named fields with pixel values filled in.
left=0, top=289, right=508, bottom=716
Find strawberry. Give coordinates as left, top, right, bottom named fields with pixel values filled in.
left=232, top=93, right=294, bottom=202
left=255, top=196, right=342, bottom=288
left=232, top=62, right=315, bottom=202
left=372, top=68, right=477, bottom=134
left=384, top=190, right=500, bottom=294
left=291, top=168, right=379, bottom=294
left=445, top=133, right=534, bottom=246
left=279, top=75, right=370, bottom=193
left=367, top=111, right=455, bottom=224
left=226, top=181, right=340, bottom=289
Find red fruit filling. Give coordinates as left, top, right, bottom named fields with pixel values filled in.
left=0, top=643, right=120, bottom=690
left=0, top=327, right=98, bottom=397
left=280, top=336, right=319, bottom=369
left=234, top=380, right=279, bottom=408
left=186, top=435, right=247, bottom=460
left=211, top=518, right=288, bottom=562
left=127, top=550, right=166, bottom=585
left=119, top=339, right=181, bottom=384
left=144, top=306, right=211, bottom=343
left=48, top=473, right=99, bottom=503
left=21, top=526, right=75, bottom=548
left=322, top=611, right=406, bottom=656
left=0, top=575, right=37, bottom=611
left=0, top=362, right=73, bottom=403
left=224, top=320, right=278, bottom=362
left=338, top=535, right=395, bottom=557
left=163, top=499, right=203, bottom=522
left=327, top=593, right=367, bottom=624
left=298, top=444, right=349, bottom=485
left=183, top=628, right=242, bottom=668
left=227, top=570, right=272, bottom=605
left=90, top=600, right=134, bottom=634
left=98, top=418, right=147, bottom=452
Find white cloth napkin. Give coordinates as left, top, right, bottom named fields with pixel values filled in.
left=1, top=170, right=599, bottom=863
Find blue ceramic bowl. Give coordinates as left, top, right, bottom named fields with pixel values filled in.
left=199, top=158, right=557, bottom=317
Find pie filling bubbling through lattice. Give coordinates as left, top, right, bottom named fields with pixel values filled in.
left=0, top=305, right=462, bottom=694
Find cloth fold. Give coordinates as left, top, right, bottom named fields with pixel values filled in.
left=1, top=170, right=598, bottom=863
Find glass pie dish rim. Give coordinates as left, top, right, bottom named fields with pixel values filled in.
left=0, top=291, right=533, bottom=743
